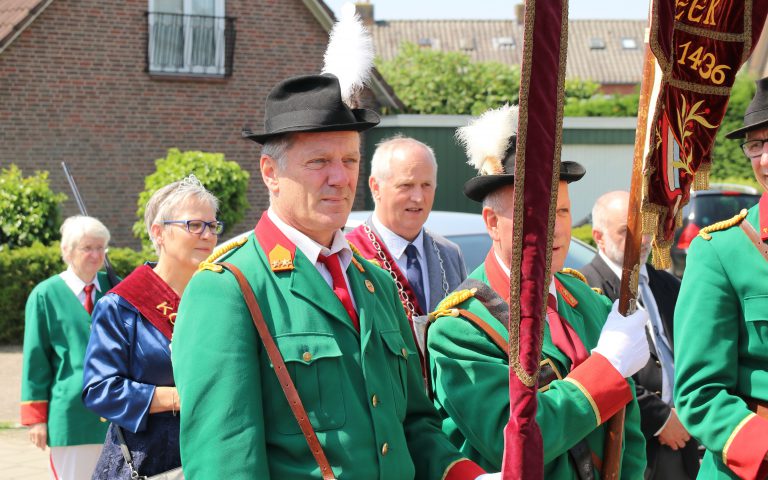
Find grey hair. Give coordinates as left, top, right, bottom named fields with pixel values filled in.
left=144, top=174, right=219, bottom=254
left=60, top=215, right=110, bottom=265
left=260, top=134, right=297, bottom=171
left=482, top=188, right=507, bottom=212
left=370, top=135, right=437, bottom=182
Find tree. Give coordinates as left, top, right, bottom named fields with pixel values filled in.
left=0, top=165, right=67, bottom=250
left=709, top=74, right=756, bottom=180
left=377, top=43, right=520, bottom=115
left=133, top=149, right=250, bottom=248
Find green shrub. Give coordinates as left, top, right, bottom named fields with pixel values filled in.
left=0, top=165, right=67, bottom=250
left=133, top=149, right=250, bottom=249
left=0, top=243, right=153, bottom=345
left=571, top=224, right=595, bottom=248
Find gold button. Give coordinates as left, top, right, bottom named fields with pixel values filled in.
left=401, top=348, right=408, bottom=358
left=372, top=394, right=379, bottom=407
left=302, top=352, right=312, bottom=362
left=381, top=442, right=389, bottom=455
left=365, top=279, right=375, bottom=293
left=99, top=417, right=107, bottom=423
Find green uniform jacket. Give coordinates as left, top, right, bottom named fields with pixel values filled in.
left=674, top=202, right=768, bottom=480
left=428, top=263, right=646, bottom=479
left=172, top=231, right=479, bottom=480
left=20, top=272, right=110, bottom=446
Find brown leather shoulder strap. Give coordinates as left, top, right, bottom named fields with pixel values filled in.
left=740, top=221, right=768, bottom=263
left=220, top=262, right=336, bottom=480
left=455, top=308, right=509, bottom=358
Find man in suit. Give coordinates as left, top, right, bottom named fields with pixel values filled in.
left=172, top=74, right=489, bottom=479
left=346, top=136, right=467, bottom=321
left=427, top=104, right=649, bottom=478
left=581, top=190, right=699, bottom=480
left=674, top=77, right=768, bottom=479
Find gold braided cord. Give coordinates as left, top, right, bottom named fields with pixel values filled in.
left=698, top=209, right=748, bottom=240
left=433, top=288, right=477, bottom=313
left=197, top=236, right=248, bottom=272
left=560, top=268, right=587, bottom=285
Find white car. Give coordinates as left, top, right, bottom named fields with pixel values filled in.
left=345, top=210, right=597, bottom=273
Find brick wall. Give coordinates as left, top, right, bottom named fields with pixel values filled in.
left=0, top=0, right=375, bottom=248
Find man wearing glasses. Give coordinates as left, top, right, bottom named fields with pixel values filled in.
left=673, top=76, right=768, bottom=480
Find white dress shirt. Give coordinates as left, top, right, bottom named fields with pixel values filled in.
left=59, top=267, right=101, bottom=308
left=493, top=250, right=557, bottom=314
left=268, top=208, right=356, bottom=308
left=371, top=213, right=430, bottom=305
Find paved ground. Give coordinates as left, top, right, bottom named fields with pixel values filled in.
left=0, top=346, right=49, bottom=479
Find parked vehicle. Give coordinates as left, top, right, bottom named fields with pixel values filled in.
left=346, top=211, right=596, bottom=272
left=670, top=184, right=760, bottom=277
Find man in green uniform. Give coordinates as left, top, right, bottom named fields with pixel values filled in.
left=673, top=77, right=768, bottom=479
left=171, top=74, right=488, bottom=479
left=427, top=105, right=649, bottom=478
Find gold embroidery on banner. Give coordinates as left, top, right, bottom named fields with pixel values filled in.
left=156, top=301, right=173, bottom=316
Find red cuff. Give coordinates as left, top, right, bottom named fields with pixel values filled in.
left=20, top=401, right=48, bottom=425
left=723, top=414, right=768, bottom=480
left=443, top=458, right=486, bottom=480
left=564, top=353, right=633, bottom=426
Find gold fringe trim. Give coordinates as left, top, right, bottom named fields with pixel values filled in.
left=694, top=163, right=711, bottom=191
left=198, top=236, right=248, bottom=273
left=698, top=209, right=748, bottom=240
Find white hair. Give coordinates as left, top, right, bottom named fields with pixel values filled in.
left=60, top=216, right=110, bottom=265
left=591, top=190, right=629, bottom=233
left=370, top=135, right=437, bottom=182
left=144, top=174, right=219, bottom=254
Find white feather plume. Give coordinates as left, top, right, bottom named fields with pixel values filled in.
left=456, top=104, right=519, bottom=175
left=322, top=2, right=374, bottom=106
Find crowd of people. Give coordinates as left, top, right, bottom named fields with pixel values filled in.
left=19, top=67, right=768, bottom=480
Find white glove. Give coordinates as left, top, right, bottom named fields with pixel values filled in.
left=591, top=300, right=650, bottom=378
left=475, top=474, right=501, bottom=480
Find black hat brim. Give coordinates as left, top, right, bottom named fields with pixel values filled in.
left=725, top=117, right=768, bottom=139
left=464, top=161, right=586, bottom=202
left=243, top=108, right=380, bottom=144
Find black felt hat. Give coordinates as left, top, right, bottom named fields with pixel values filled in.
left=242, top=74, right=380, bottom=144
left=463, top=138, right=586, bottom=202
left=726, top=76, right=768, bottom=139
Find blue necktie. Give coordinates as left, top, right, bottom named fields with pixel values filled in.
left=405, top=243, right=428, bottom=312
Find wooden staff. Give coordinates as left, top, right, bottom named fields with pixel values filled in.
left=602, top=30, right=656, bottom=480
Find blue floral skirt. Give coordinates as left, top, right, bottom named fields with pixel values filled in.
left=92, top=413, right=180, bottom=479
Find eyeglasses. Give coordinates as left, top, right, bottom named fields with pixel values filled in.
left=741, top=138, right=768, bottom=158
left=77, top=246, right=107, bottom=254
left=163, top=220, right=225, bottom=236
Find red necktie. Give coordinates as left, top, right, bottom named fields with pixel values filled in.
left=83, top=284, right=95, bottom=314
left=547, top=294, right=588, bottom=368
left=318, top=254, right=359, bottom=331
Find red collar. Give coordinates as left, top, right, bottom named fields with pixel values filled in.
left=484, top=250, right=511, bottom=303
left=109, top=264, right=179, bottom=340
left=255, top=212, right=298, bottom=272
left=760, top=192, right=768, bottom=241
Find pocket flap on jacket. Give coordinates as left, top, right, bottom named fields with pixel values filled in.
left=744, top=295, right=768, bottom=322
left=380, top=329, right=413, bottom=358
left=274, top=332, right=343, bottom=365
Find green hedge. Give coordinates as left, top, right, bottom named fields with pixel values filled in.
left=0, top=243, right=153, bottom=345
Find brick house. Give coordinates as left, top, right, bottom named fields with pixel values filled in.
left=0, top=0, right=400, bottom=247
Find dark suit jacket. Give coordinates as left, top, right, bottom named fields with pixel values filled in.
left=581, top=254, right=699, bottom=478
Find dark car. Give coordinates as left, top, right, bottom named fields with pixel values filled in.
left=670, top=185, right=760, bottom=277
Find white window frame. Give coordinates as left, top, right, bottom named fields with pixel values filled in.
left=148, top=0, right=226, bottom=75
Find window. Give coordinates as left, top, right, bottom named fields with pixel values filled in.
left=417, top=37, right=433, bottom=48
left=459, top=37, right=476, bottom=51
left=621, top=37, right=638, bottom=49
left=492, top=36, right=515, bottom=50
left=147, top=0, right=234, bottom=77
left=589, top=37, right=606, bottom=50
